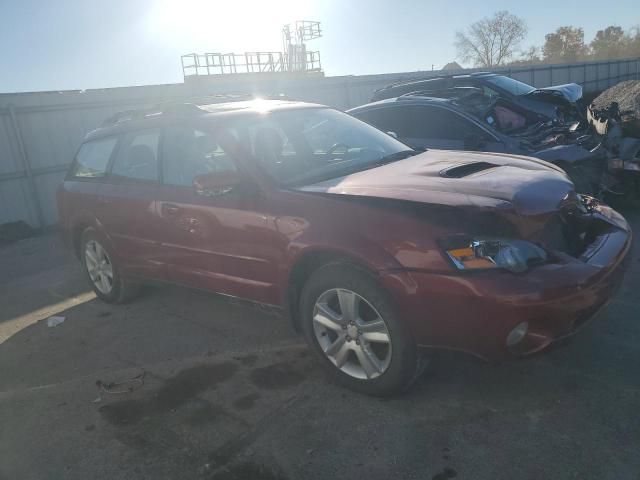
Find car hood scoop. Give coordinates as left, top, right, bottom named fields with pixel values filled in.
left=439, top=161, right=499, bottom=178
left=296, top=150, right=574, bottom=216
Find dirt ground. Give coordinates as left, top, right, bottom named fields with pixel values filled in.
left=1, top=213, right=639, bottom=480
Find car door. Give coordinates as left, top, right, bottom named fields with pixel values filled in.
left=96, top=128, right=166, bottom=280
left=155, top=124, right=281, bottom=305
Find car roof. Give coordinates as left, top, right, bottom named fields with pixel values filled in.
left=376, top=72, right=496, bottom=91
left=347, top=95, right=457, bottom=114
left=84, top=99, right=326, bottom=141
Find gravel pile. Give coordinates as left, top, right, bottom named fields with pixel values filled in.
left=591, top=80, right=640, bottom=118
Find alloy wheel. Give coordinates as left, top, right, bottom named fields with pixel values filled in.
left=84, top=240, right=114, bottom=294
left=312, top=288, right=392, bottom=380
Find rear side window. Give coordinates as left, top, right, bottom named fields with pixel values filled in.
left=354, top=107, right=412, bottom=136
left=71, top=137, right=117, bottom=178
left=356, top=105, right=488, bottom=141
left=111, top=130, right=160, bottom=182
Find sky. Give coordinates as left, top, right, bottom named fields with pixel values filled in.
left=0, top=0, right=638, bottom=93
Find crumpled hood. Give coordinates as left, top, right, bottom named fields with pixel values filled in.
left=529, top=83, right=583, bottom=103
left=296, top=150, right=574, bottom=216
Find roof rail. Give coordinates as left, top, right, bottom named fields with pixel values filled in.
left=100, top=93, right=289, bottom=127
left=398, top=86, right=484, bottom=100
left=191, top=92, right=289, bottom=104
left=101, top=103, right=204, bottom=127
left=377, top=73, right=466, bottom=90
left=375, top=71, right=497, bottom=93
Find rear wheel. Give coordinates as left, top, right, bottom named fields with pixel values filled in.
left=81, top=228, right=139, bottom=303
left=300, top=263, right=424, bottom=396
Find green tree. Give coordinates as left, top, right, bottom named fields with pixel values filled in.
left=623, top=26, right=640, bottom=58
left=590, top=26, right=626, bottom=60
left=543, top=26, right=588, bottom=63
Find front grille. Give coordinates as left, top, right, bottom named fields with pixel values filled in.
left=537, top=214, right=571, bottom=253
left=539, top=196, right=606, bottom=258
left=559, top=210, right=589, bottom=257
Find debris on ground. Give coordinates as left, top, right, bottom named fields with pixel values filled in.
left=591, top=80, right=640, bottom=119
left=589, top=80, right=640, bottom=137
left=46, top=316, right=66, bottom=327
left=586, top=80, right=640, bottom=204
left=96, top=371, right=145, bottom=394
left=0, top=221, right=35, bottom=246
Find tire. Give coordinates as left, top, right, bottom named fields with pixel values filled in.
left=80, top=227, right=140, bottom=303
left=299, top=262, right=424, bottom=396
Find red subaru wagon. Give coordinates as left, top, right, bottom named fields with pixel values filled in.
left=57, top=99, right=632, bottom=395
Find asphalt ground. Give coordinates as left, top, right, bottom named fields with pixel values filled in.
left=1, top=213, right=639, bottom=480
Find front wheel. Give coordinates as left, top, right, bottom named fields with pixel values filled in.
left=300, top=263, right=424, bottom=396
left=81, top=228, right=139, bottom=303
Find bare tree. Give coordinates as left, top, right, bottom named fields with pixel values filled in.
left=521, top=46, right=542, bottom=63
left=455, top=11, right=527, bottom=67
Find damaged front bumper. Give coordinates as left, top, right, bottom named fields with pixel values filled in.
left=380, top=198, right=632, bottom=362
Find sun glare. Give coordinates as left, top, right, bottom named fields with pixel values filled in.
left=148, top=0, right=309, bottom=51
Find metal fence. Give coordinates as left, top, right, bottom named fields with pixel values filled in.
left=1, top=57, right=639, bottom=228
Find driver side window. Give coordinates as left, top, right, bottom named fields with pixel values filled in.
left=247, top=121, right=298, bottom=178
left=162, top=127, right=238, bottom=187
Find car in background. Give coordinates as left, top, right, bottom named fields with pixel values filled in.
left=348, top=94, right=604, bottom=194
left=57, top=99, right=631, bottom=396
left=371, top=72, right=584, bottom=124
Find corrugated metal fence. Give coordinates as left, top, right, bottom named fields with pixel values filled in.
left=1, top=57, right=639, bottom=227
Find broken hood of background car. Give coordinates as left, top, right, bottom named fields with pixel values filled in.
left=297, top=150, right=574, bottom=216
left=526, top=83, right=583, bottom=103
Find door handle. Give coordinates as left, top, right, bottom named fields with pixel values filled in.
left=162, top=204, right=181, bottom=215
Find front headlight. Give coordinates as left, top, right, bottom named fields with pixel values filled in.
left=444, top=237, right=547, bottom=273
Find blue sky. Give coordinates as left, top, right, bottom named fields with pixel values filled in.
left=1, top=0, right=638, bottom=93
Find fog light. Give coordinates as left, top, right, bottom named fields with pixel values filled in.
left=506, top=322, right=529, bottom=347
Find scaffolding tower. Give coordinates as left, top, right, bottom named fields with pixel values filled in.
left=182, top=21, right=322, bottom=78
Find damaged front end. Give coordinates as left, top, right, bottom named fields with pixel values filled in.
left=546, top=193, right=629, bottom=259
left=585, top=80, right=640, bottom=200
left=475, top=98, right=609, bottom=195
left=509, top=120, right=610, bottom=195
left=587, top=101, right=640, bottom=174
left=521, top=83, right=584, bottom=124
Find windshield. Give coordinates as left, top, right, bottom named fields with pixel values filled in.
left=231, top=108, right=413, bottom=186
left=485, top=75, right=536, bottom=96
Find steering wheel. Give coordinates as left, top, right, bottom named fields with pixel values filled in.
left=326, top=143, right=350, bottom=156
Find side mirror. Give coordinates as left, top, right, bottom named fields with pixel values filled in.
left=464, top=134, right=486, bottom=151
left=386, top=131, right=399, bottom=139
left=193, top=171, right=241, bottom=197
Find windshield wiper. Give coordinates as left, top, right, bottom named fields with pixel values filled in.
left=373, top=149, right=420, bottom=166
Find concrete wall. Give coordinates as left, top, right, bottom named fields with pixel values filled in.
left=1, top=57, right=639, bottom=227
